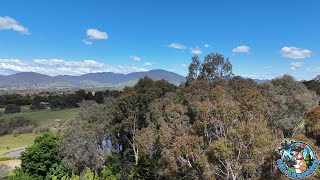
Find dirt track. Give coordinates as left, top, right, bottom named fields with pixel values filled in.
left=0, top=159, right=21, bottom=168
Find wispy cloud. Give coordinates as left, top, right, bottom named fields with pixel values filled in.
left=262, top=66, right=273, bottom=69
left=83, top=28, right=108, bottom=45
left=289, top=62, right=304, bottom=70
left=0, top=16, right=30, bottom=35
left=204, top=44, right=209, bottom=48
left=168, top=43, right=187, bottom=49
left=181, top=64, right=188, bottom=67
left=190, top=48, right=202, bottom=55
left=233, top=45, right=250, bottom=53
left=281, top=47, right=313, bottom=59
left=82, top=39, right=93, bottom=45
left=143, top=62, right=153, bottom=66
left=86, top=29, right=108, bottom=39
left=0, top=58, right=147, bottom=75
left=307, top=67, right=320, bottom=74
left=130, top=56, right=141, bottom=61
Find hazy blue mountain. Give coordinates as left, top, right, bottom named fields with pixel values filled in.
left=251, top=79, right=268, bottom=84
left=0, top=70, right=185, bottom=89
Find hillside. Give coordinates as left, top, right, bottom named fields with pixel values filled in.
left=0, top=70, right=185, bottom=90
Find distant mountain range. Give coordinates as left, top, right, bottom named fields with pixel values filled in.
left=0, top=70, right=186, bottom=90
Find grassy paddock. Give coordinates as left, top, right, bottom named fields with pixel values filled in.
left=0, top=108, right=78, bottom=161
left=0, top=108, right=78, bottom=127
left=0, top=133, right=36, bottom=157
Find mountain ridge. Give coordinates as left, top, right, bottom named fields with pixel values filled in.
left=0, top=69, right=186, bottom=90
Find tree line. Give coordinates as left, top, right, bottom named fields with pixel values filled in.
left=7, top=53, right=320, bottom=179
left=1, top=89, right=121, bottom=114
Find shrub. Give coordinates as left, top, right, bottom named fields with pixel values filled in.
left=34, top=127, right=50, bottom=134
left=5, top=104, right=21, bottom=114
left=9, top=116, right=30, bottom=126
left=11, top=133, right=69, bottom=179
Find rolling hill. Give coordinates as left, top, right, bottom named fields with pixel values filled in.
left=0, top=70, right=185, bottom=90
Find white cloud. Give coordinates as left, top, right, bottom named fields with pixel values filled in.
left=0, top=16, right=30, bottom=35
left=190, top=48, right=202, bottom=55
left=168, top=43, right=187, bottom=49
left=289, top=62, right=304, bottom=70
left=130, top=56, right=141, bottom=61
left=82, top=39, right=92, bottom=45
left=143, top=62, right=153, bottom=66
left=0, top=58, right=147, bottom=75
left=0, top=59, right=25, bottom=66
left=181, top=64, right=187, bottom=67
left=86, top=29, right=108, bottom=40
left=281, top=47, right=313, bottom=59
left=83, top=28, right=108, bottom=45
left=204, top=44, right=209, bottom=48
left=233, top=45, right=251, bottom=53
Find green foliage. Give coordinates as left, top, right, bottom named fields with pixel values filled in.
left=85, top=91, right=94, bottom=100
left=101, top=154, right=119, bottom=180
left=208, top=139, right=232, bottom=162
left=50, top=99, right=67, bottom=110
left=9, top=53, right=320, bottom=180
left=11, top=132, right=69, bottom=180
left=32, top=95, right=47, bottom=110
left=5, top=104, right=21, bottom=114
left=9, top=168, right=37, bottom=180
left=84, top=168, right=99, bottom=180
left=59, top=120, right=105, bottom=173
left=186, top=53, right=233, bottom=84
left=0, top=116, right=35, bottom=135
left=260, top=75, right=319, bottom=137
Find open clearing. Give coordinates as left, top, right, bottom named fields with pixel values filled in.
left=1, top=108, right=78, bottom=127
left=0, top=108, right=78, bottom=160
left=0, top=133, right=36, bottom=157
left=0, top=159, right=21, bottom=168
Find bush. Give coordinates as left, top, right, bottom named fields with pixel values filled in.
left=9, top=116, right=32, bottom=128
left=11, top=133, right=69, bottom=179
left=0, top=124, right=10, bottom=135
left=12, top=125, right=35, bottom=135
left=50, top=99, right=67, bottom=110
left=5, top=104, right=21, bottom=114
left=0, top=117, right=35, bottom=136
left=34, top=127, right=50, bottom=134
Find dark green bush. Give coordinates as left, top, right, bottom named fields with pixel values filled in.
left=5, top=104, right=21, bottom=114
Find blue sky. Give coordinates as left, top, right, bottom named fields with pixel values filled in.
left=1, top=0, right=320, bottom=80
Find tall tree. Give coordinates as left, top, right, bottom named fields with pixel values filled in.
left=198, top=53, right=233, bottom=83
left=186, top=56, right=201, bottom=84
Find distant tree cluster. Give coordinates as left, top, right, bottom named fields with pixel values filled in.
left=0, top=116, right=35, bottom=135
left=0, top=94, right=32, bottom=107
left=9, top=53, right=320, bottom=180
left=0, top=89, right=121, bottom=113
left=303, top=79, right=320, bottom=98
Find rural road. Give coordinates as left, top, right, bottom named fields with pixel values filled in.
left=6, top=149, right=24, bottom=157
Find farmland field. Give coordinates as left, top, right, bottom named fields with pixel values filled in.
left=0, top=133, right=36, bottom=157
left=0, top=108, right=78, bottom=160
left=0, top=108, right=78, bottom=127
